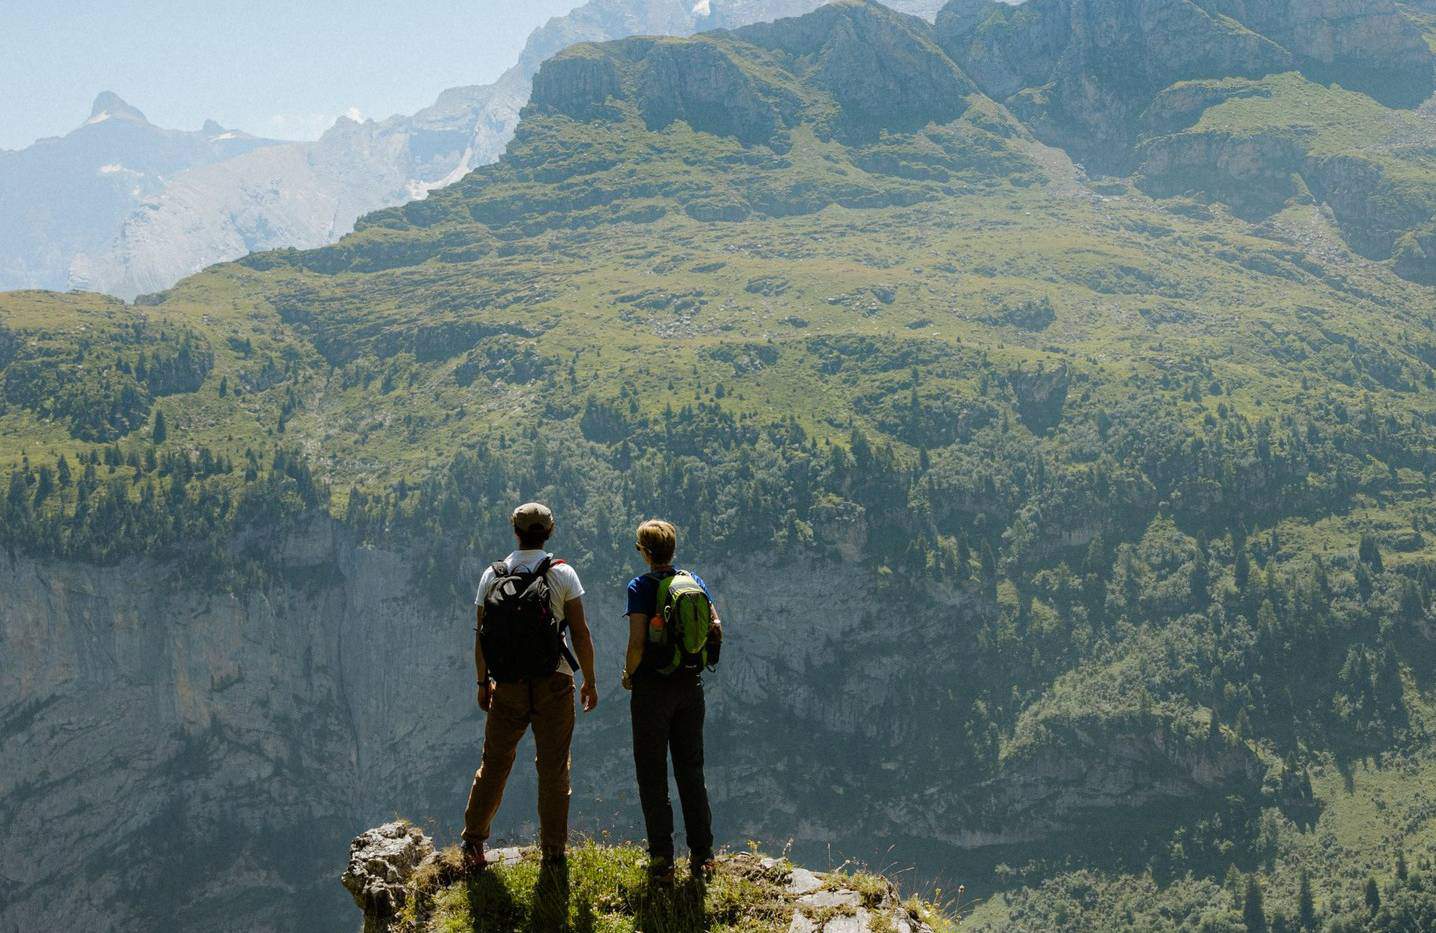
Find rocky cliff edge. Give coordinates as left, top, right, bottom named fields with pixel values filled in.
left=342, top=821, right=947, bottom=932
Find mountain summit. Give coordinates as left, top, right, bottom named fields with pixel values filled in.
left=0, top=95, right=283, bottom=295
left=87, top=91, right=150, bottom=125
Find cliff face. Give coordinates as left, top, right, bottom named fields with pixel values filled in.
left=0, top=521, right=886, bottom=930
left=934, top=0, right=1294, bottom=171
left=1204, top=0, right=1435, bottom=105
left=1, top=517, right=1265, bottom=931
left=935, top=0, right=1435, bottom=174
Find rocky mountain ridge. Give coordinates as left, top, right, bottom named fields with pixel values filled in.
left=0, top=0, right=952, bottom=299
left=0, top=92, right=283, bottom=295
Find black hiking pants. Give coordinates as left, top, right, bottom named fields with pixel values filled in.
left=630, top=675, right=713, bottom=863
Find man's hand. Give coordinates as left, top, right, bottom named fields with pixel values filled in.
left=477, top=680, right=494, bottom=711
left=580, top=680, right=599, bottom=712
left=621, top=671, right=633, bottom=692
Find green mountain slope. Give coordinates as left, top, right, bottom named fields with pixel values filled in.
left=3, top=1, right=1436, bottom=929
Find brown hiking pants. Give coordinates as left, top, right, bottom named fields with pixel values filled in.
left=462, top=672, right=575, bottom=851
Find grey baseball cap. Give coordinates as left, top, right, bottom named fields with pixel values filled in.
left=512, top=502, right=555, bottom=533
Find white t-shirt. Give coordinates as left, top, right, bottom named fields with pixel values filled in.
left=475, top=550, right=585, bottom=677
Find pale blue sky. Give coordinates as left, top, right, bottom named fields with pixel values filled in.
left=0, top=0, right=583, bottom=150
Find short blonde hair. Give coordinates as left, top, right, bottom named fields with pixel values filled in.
left=636, top=519, right=677, bottom=564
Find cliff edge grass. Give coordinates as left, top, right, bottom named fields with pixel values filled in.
left=343, top=821, right=955, bottom=933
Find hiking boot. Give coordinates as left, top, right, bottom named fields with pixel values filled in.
left=540, top=846, right=567, bottom=868
left=647, top=856, right=676, bottom=886
left=690, top=855, right=716, bottom=881
left=461, top=841, right=488, bottom=875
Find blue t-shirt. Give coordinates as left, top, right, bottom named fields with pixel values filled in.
left=626, top=568, right=714, bottom=619
left=628, top=569, right=716, bottom=683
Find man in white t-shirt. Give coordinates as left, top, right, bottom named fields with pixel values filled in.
left=461, top=502, right=599, bottom=873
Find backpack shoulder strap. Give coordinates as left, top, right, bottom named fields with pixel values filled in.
left=533, top=555, right=554, bottom=577
left=655, top=573, right=676, bottom=610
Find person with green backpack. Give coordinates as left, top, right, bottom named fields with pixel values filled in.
left=622, top=518, right=723, bottom=884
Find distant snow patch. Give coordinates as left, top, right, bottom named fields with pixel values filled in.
left=344, top=107, right=365, bottom=123
left=693, top=0, right=711, bottom=15
left=211, top=131, right=241, bottom=141
left=85, top=113, right=112, bottom=126
left=99, top=163, right=125, bottom=174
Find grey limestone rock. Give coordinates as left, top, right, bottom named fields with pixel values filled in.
left=341, top=822, right=435, bottom=933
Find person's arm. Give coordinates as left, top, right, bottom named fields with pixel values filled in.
left=566, top=597, right=599, bottom=712
left=624, top=613, right=647, bottom=689
left=703, top=580, right=722, bottom=636
left=474, top=604, right=493, bottom=711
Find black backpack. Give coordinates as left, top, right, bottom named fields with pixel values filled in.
left=479, top=556, right=578, bottom=682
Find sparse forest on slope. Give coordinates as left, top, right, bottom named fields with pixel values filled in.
left=3, top=1, right=1436, bottom=930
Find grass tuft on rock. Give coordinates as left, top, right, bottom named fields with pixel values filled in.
left=394, top=840, right=952, bottom=933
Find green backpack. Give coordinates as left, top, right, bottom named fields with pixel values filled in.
left=646, top=571, right=714, bottom=676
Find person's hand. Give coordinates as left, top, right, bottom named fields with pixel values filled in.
left=580, top=680, right=599, bottom=712
left=621, top=671, right=634, bottom=692
left=477, top=680, right=494, bottom=711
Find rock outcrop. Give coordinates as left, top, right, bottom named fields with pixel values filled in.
left=343, top=823, right=435, bottom=933
left=535, top=1, right=976, bottom=143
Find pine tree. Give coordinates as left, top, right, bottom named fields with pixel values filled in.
left=1358, top=532, right=1384, bottom=572
left=1297, top=870, right=1315, bottom=930
left=1242, top=875, right=1267, bottom=933
left=980, top=541, right=997, bottom=583
left=1364, top=876, right=1381, bottom=913
left=32, top=466, right=54, bottom=507
left=152, top=408, right=168, bottom=445
left=1396, top=849, right=1408, bottom=882
left=1235, top=544, right=1251, bottom=591
left=56, top=454, right=71, bottom=488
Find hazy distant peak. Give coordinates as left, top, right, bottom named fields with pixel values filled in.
left=88, top=91, right=149, bottom=125
left=201, top=119, right=224, bottom=135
